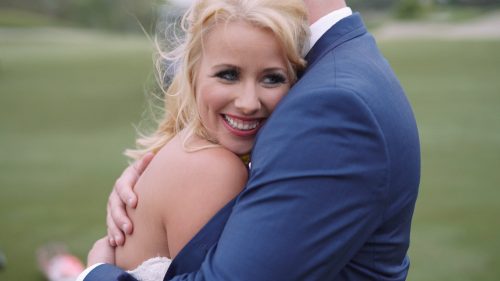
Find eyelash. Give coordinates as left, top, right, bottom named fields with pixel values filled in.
left=262, top=73, right=287, bottom=86
left=214, top=69, right=239, bottom=82
left=213, top=69, right=287, bottom=87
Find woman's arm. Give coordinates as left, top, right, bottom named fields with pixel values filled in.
left=87, top=237, right=115, bottom=266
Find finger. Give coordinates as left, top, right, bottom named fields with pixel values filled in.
left=119, top=152, right=154, bottom=207
left=114, top=170, right=138, bottom=208
left=133, top=152, right=154, bottom=175
left=107, top=200, right=122, bottom=245
left=109, top=190, right=133, bottom=235
left=106, top=212, right=119, bottom=247
left=107, top=215, right=125, bottom=246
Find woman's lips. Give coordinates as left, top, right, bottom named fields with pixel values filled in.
left=222, top=114, right=264, bottom=137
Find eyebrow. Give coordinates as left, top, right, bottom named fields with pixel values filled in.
left=212, top=64, right=286, bottom=72
left=211, top=64, right=240, bottom=70
left=261, top=67, right=287, bottom=73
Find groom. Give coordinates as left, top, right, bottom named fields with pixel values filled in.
left=80, top=0, right=420, bottom=280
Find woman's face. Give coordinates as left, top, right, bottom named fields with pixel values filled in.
left=195, top=20, right=291, bottom=155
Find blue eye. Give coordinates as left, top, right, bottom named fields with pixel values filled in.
left=262, top=73, right=287, bottom=86
left=214, top=69, right=239, bottom=82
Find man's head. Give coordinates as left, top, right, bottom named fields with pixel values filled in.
left=303, top=0, right=347, bottom=24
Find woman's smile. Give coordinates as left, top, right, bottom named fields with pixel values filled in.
left=221, top=114, right=264, bottom=137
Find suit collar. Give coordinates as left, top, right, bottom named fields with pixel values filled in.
left=308, top=7, right=353, bottom=53
left=304, top=13, right=367, bottom=71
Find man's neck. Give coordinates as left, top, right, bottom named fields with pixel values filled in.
left=304, top=0, right=347, bottom=25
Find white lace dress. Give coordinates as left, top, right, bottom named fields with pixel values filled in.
left=127, top=257, right=172, bottom=281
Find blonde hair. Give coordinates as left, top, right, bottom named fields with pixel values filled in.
left=125, top=0, right=309, bottom=160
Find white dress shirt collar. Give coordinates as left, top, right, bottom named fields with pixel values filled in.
left=308, top=7, right=353, bottom=54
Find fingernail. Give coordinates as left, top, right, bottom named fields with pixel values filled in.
left=115, top=236, right=121, bottom=243
left=109, top=237, right=115, bottom=245
left=122, top=223, right=129, bottom=232
left=127, top=198, right=134, bottom=206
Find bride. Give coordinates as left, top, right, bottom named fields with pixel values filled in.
left=87, top=0, right=310, bottom=279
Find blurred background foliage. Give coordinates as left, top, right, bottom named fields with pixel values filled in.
left=0, top=0, right=162, bottom=31
left=1, top=0, right=499, bottom=30
left=1, top=0, right=499, bottom=280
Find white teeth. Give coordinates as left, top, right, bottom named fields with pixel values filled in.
left=224, top=115, right=259, bottom=131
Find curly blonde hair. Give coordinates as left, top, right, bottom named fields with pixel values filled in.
left=126, top=0, right=309, bottom=160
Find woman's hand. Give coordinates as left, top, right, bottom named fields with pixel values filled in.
left=87, top=237, right=115, bottom=267
left=107, top=152, right=154, bottom=246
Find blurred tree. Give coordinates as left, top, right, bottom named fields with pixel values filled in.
left=349, top=0, right=395, bottom=10
left=348, top=0, right=498, bottom=10
left=444, top=0, right=500, bottom=5
left=395, top=0, right=426, bottom=19
left=1, top=0, right=497, bottom=30
left=0, top=0, right=164, bottom=32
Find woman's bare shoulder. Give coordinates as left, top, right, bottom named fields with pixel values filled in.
left=154, top=136, right=248, bottom=257
left=140, top=134, right=248, bottom=200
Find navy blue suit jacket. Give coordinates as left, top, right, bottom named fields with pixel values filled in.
left=85, top=13, right=420, bottom=281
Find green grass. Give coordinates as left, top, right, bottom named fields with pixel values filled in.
left=380, top=40, right=500, bottom=281
left=0, top=27, right=499, bottom=280
left=0, top=27, right=153, bottom=280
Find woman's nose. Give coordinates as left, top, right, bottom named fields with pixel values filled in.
left=234, top=83, right=261, bottom=115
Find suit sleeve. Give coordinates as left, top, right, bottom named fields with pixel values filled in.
left=167, top=87, right=390, bottom=281
left=80, top=263, right=138, bottom=281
